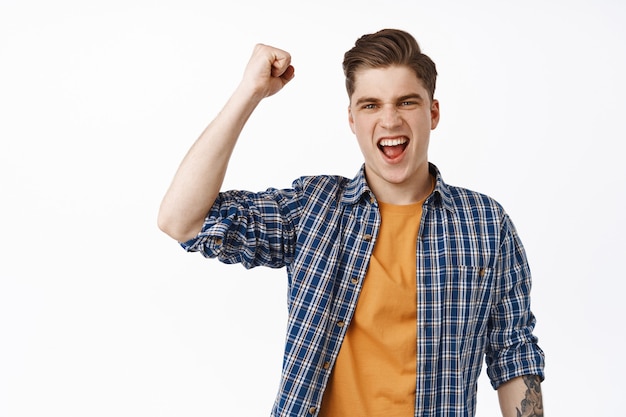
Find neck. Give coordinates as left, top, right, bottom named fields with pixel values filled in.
left=369, top=169, right=433, bottom=205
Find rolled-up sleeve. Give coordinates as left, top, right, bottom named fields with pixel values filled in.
left=485, top=214, right=545, bottom=389
left=181, top=185, right=302, bottom=270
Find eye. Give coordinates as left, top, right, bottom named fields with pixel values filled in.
left=362, top=103, right=377, bottom=110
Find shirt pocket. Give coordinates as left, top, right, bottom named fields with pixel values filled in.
left=443, top=265, right=494, bottom=339
left=440, top=265, right=494, bottom=378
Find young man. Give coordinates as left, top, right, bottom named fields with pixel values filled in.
left=158, top=29, right=545, bottom=417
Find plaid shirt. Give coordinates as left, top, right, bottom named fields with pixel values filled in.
left=182, top=163, right=545, bottom=417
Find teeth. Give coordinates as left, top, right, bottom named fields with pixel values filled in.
left=379, top=138, right=407, bottom=147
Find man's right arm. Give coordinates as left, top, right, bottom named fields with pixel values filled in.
left=157, top=44, right=295, bottom=243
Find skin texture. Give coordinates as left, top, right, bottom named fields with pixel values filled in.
left=157, top=44, right=295, bottom=243
left=498, top=375, right=544, bottom=417
left=348, top=66, right=439, bottom=205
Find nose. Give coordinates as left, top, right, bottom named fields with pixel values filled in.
left=380, top=105, right=401, bottom=129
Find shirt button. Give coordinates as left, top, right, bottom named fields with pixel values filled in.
left=336, top=320, right=345, bottom=328
left=363, top=234, right=372, bottom=241
left=351, top=277, right=358, bottom=284
left=214, top=238, right=223, bottom=245
left=479, top=268, right=486, bottom=277
left=309, top=406, right=317, bottom=414
left=323, top=361, right=331, bottom=370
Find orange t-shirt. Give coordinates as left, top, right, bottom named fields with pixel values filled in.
left=319, top=197, right=426, bottom=417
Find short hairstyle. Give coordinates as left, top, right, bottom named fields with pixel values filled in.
left=343, top=28, right=437, bottom=102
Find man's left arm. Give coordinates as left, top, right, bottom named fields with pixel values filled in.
left=497, top=375, right=544, bottom=417
left=488, top=211, right=545, bottom=416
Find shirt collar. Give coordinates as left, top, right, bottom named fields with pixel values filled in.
left=340, top=163, right=456, bottom=213
left=340, top=165, right=373, bottom=205
left=428, top=163, right=456, bottom=213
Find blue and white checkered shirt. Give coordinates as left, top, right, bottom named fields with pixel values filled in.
left=182, top=163, right=545, bottom=417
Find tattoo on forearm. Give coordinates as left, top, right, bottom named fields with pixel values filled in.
left=516, top=375, right=543, bottom=417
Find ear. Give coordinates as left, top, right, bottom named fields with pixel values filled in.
left=430, top=99, right=440, bottom=130
left=348, top=105, right=356, bottom=134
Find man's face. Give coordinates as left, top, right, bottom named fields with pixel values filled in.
left=348, top=65, right=439, bottom=203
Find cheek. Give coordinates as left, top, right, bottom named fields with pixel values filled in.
left=350, top=114, right=375, bottom=137
left=355, top=136, right=374, bottom=158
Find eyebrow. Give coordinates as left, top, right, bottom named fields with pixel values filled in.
left=354, top=93, right=425, bottom=106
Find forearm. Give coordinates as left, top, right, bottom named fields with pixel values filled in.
left=158, top=43, right=294, bottom=243
left=158, top=84, right=263, bottom=242
left=497, top=375, right=544, bottom=417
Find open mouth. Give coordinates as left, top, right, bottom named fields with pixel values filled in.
left=378, top=137, right=408, bottom=159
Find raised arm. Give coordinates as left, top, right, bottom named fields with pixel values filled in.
left=498, top=375, right=544, bottom=417
left=158, top=44, right=295, bottom=242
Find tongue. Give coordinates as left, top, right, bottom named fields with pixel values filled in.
left=382, top=145, right=404, bottom=159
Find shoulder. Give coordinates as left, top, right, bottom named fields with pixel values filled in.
left=446, top=184, right=505, bottom=213
left=435, top=177, right=509, bottom=227
left=430, top=163, right=505, bottom=218
left=292, top=174, right=353, bottom=199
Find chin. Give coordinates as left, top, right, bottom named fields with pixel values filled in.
left=381, top=173, right=411, bottom=185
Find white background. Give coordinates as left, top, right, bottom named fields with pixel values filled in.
left=2, top=0, right=625, bottom=415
